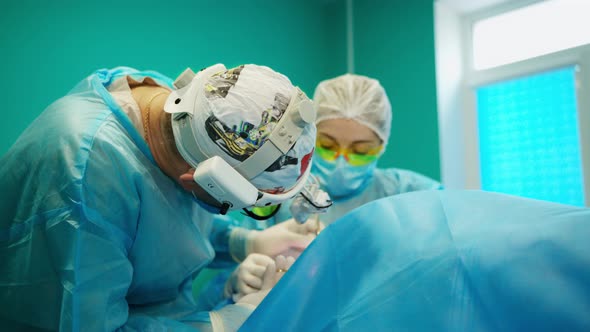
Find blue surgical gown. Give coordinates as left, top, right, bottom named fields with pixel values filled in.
left=242, top=190, right=590, bottom=331
left=275, top=167, right=443, bottom=225
left=196, top=167, right=442, bottom=311
left=0, top=68, right=250, bottom=331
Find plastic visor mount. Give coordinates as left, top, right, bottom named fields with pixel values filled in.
left=191, top=154, right=312, bottom=212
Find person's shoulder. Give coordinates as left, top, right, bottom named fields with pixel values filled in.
left=374, top=167, right=408, bottom=179
left=93, top=67, right=174, bottom=88
left=375, top=167, right=442, bottom=191
left=29, top=95, right=137, bottom=184
left=5, top=91, right=117, bottom=163
left=47, top=93, right=120, bottom=143
left=378, top=167, right=431, bottom=178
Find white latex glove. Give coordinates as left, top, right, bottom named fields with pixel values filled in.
left=274, top=254, right=296, bottom=273
left=236, top=255, right=295, bottom=308
left=248, top=219, right=317, bottom=259
left=225, top=253, right=275, bottom=302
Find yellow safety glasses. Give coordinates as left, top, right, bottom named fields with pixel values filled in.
left=315, top=138, right=383, bottom=167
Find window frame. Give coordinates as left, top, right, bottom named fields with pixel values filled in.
left=435, top=0, right=590, bottom=206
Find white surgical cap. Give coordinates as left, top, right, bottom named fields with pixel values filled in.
left=313, top=74, right=392, bottom=145
left=184, top=64, right=316, bottom=193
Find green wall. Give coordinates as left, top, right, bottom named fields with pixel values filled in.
left=0, top=0, right=346, bottom=155
left=354, top=0, right=440, bottom=179
left=0, top=0, right=439, bottom=180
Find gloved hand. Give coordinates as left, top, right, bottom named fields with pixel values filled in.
left=236, top=255, right=295, bottom=308
left=247, top=219, right=317, bottom=259
left=225, top=253, right=275, bottom=302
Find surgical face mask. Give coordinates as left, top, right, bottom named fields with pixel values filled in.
left=312, top=154, right=377, bottom=199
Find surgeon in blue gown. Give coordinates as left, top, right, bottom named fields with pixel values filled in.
left=0, top=64, right=318, bottom=331
left=195, top=73, right=443, bottom=311
left=242, top=190, right=590, bottom=332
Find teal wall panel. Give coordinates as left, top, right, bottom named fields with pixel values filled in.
left=1, top=0, right=439, bottom=181
left=0, top=0, right=346, bottom=155
left=353, top=0, right=440, bottom=179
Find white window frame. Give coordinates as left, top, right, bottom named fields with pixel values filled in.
left=435, top=0, right=590, bottom=206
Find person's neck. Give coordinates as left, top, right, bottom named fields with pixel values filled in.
left=132, top=86, right=191, bottom=182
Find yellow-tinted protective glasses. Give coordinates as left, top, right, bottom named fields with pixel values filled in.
left=315, top=137, right=383, bottom=167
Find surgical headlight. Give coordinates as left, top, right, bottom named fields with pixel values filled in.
left=164, top=66, right=316, bottom=215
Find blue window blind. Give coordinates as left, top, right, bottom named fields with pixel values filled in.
left=476, top=66, right=585, bottom=206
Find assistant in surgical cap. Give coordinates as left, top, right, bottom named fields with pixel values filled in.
left=313, top=74, right=392, bottom=146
